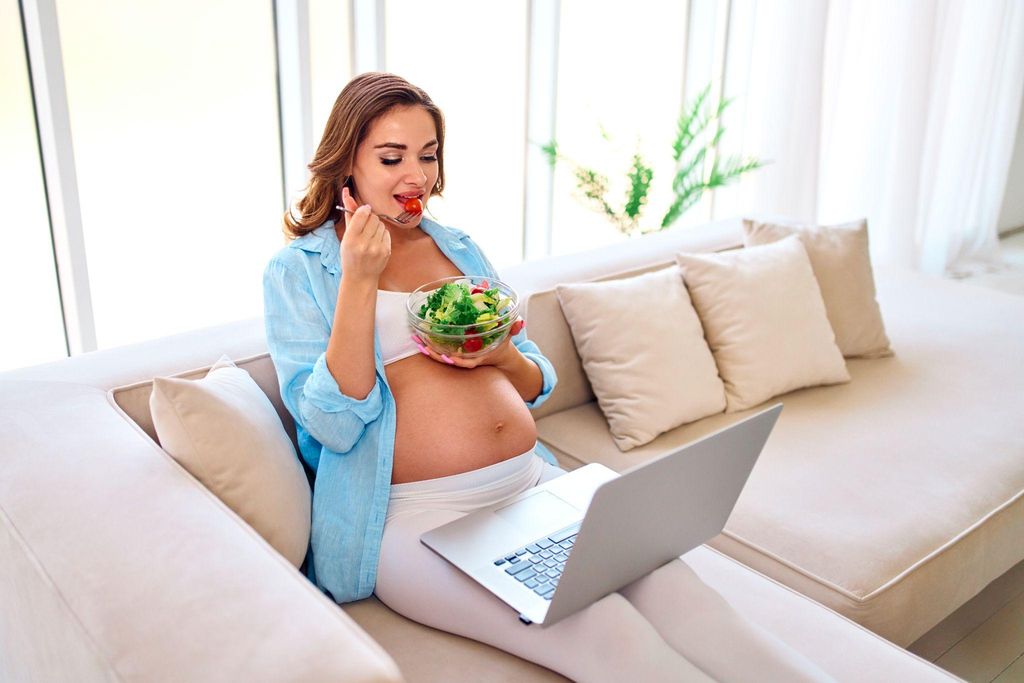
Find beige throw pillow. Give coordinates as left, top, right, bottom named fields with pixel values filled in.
left=556, top=266, right=727, bottom=451
left=743, top=218, right=892, bottom=358
left=676, top=236, right=850, bottom=412
left=150, top=356, right=311, bottom=567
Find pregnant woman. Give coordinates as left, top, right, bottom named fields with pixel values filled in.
left=264, top=72, right=829, bottom=682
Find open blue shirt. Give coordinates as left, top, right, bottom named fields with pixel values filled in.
left=262, top=217, right=558, bottom=603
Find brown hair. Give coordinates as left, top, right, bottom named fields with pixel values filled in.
left=282, top=72, right=446, bottom=238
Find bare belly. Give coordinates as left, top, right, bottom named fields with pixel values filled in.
left=386, top=353, right=539, bottom=484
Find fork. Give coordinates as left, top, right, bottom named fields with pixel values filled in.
left=335, top=204, right=419, bottom=226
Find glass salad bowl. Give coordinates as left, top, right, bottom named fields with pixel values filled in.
left=406, top=276, right=521, bottom=359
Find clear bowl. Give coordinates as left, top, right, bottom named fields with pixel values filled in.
left=406, top=276, right=520, bottom=359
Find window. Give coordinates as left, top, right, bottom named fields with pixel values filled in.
left=385, top=0, right=529, bottom=269
left=54, top=0, right=284, bottom=349
left=309, top=0, right=352, bottom=141
left=550, top=0, right=689, bottom=256
left=0, top=0, right=67, bottom=371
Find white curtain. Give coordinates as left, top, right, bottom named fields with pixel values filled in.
left=717, top=0, right=1024, bottom=276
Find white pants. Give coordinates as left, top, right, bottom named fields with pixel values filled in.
left=375, top=450, right=833, bottom=683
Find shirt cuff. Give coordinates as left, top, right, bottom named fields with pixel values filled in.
left=303, top=352, right=383, bottom=422
left=520, top=350, right=556, bottom=410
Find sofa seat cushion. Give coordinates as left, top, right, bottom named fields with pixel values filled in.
left=537, top=267, right=1024, bottom=646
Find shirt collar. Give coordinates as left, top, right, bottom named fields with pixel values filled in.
left=290, top=216, right=469, bottom=276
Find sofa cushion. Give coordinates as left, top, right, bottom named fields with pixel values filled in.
left=150, top=356, right=311, bottom=568
left=110, top=351, right=296, bottom=450
left=537, top=267, right=1024, bottom=645
left=742, top=218, right=891, bottom=358
left=555, top=266, right=726, bottom=451
left=518, top=219, right=745, bottom=423
left=676, top=236, right=850, bottom=412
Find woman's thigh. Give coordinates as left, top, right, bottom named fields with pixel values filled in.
left=375, top=507, right=711, bottom=683
left=619, top=558, right=833, bottom=682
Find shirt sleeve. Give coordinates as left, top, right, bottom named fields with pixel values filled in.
left=263, top=258, right=384, bottom=460
left=466, top=236, right=558, bottom=409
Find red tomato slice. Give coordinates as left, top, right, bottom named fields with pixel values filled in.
left=471, top=287, right=485, bottom=294
left=462, top=337, right=483, bottom=353
left=403, top=197, right=423, bottom=214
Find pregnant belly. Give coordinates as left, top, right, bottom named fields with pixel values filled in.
left=386, top=354, right=539, bottom=484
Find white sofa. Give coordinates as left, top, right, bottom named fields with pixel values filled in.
left=519, top=219, right=1024, bottom=647
left=4, top=218, right=1011, bottom=681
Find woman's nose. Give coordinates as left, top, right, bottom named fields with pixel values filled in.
left=403, top=160, right=427, bottom=185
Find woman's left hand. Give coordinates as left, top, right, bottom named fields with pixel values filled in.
left=412, top=319, right=525, bottom=370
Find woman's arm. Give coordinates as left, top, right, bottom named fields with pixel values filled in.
left=262, top=191, right=391, bottom=458
left=492, top=341, right=543, bottom=402
left=325, top=272, right=378, bottom=399
left=263, top=260, right=384, bottom=458
left=325, top=189, right=391, bottom=399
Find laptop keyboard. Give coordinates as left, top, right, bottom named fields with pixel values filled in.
left=494, top=523, right=580, bottom=600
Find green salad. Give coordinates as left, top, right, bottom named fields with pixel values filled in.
left=417, top=280, right=514, bottom=352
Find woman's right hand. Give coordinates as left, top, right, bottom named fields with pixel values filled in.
left=338, top=186, right=391, bottom=280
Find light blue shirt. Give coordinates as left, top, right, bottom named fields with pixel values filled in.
left=263, top=217, right=558, bottom=603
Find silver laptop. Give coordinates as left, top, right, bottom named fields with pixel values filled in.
left=420, top=403, right=782, bottom=627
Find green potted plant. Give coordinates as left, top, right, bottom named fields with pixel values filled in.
left=543, top=83, right=765, bottom=236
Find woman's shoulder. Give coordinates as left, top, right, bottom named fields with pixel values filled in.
left=266, top=222, right=339, bottom=277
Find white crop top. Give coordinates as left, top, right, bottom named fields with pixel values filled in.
left=375, top=290, right=420, bottom=365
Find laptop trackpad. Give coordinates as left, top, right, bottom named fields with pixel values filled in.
left=494, top=490, right=581, bottom=531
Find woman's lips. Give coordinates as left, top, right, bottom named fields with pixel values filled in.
left=394, top=193, right=424, bottom=213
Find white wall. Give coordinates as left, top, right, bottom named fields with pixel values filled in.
left=998, top=88, right=1024, bottom=234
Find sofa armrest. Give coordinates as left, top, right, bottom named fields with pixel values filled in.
left=0, top=379, right=401, bottom=683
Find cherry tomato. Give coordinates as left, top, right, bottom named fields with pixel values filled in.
left=403, top=196, right=423, bottom=214
left=462, top=337, right=483, bottom=353
left=471, top=287, right=485, bottom=294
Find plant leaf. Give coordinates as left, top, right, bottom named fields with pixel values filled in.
left=672, top=146, right=707, bottom=193
left=540, top=140, right=559, bottom=168
left=572, top=167, right=618, bottom=220
left=672, top=84, right=711, bottom=162
left=623, top=153, right=653, bottom=221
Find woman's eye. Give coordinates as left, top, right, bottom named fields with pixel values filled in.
left=381, top=158, right=401, bottom=166
left=421, top=154, right=438, bottom=163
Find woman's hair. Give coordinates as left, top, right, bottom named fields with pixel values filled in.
left=282, top=72, right=446, bottom=238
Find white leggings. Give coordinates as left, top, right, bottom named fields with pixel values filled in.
left=375, top=450, right=833, bottom=683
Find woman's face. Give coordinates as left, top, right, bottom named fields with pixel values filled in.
left=348, top=105, right=440, bottom=229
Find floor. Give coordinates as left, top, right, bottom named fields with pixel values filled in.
left=906, top=229, right=1024, bottom=682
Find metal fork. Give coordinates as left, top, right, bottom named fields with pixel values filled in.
left=335, top=204, right=419, bottom=226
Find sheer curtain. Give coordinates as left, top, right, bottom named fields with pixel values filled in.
left=717, top=0, right=1024, bottom=276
